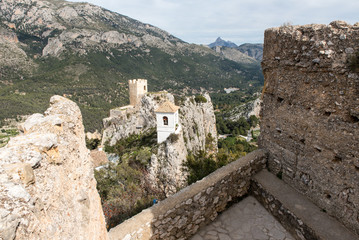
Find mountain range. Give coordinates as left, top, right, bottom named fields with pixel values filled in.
left=208, top=37, right=263, bottom=61
left=0, top=0, right=264, bottom=131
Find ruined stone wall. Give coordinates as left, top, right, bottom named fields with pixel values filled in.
left=259, top=21, right=359, bottom=234
left=108, top=150, right=267, bottom=240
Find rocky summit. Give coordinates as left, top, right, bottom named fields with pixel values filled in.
left=0, top=0, right=263, bottom=131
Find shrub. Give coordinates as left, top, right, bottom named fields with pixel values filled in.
left=194, top=95, right=207, bottom=103
left=168, top=133, right=179, bottom=143
left=183, top=151, right=217, bottom=185
left=86, top=137, right=100, bottom=150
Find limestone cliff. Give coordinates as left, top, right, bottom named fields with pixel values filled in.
left=0, top=96, right=108, bottom=240
left=179, top=93, right=218, bottom=153
left=227, top=96, right=261, bottom=121
left=102, top=92, right=218, bottom=195
left=260, top=21, right=359, bottom=235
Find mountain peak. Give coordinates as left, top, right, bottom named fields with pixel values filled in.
left=208, top=37, right=237, bottom=48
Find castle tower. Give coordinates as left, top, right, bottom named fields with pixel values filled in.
left=129, top=79, right=147, bottom=106
left=155, top=101, right=180, bottom=143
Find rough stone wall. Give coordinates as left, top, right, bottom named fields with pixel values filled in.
left=0, top=96, right=108, bottom=240
left=259, top=21, right=359, bottom=234
left=108, top=150, right=267, bottom=240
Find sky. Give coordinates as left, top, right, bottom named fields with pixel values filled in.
left=71, top=0, right=359, bottom=45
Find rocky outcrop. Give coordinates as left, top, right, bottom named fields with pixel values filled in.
left=213, top=46, right=258, bottom=64
left=237, top=43, right=263, bottom=61
left=102, top=93, right=218, bottom=196
left=0, top=27, right=35, bottom=83
left=102, top=92, right=174, bottom=146
left=260, top=21, right=359, bottom=235
left=208, top=37, right=238, bottom=48
left=179, top=93, right=218, bottom=153
left=0, top=96, right=108, bottom=240
left=227, top=96, right=261, bottom=121
left=148, top=131, right=188, bottom=196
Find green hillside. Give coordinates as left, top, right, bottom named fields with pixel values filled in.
left=0, top=0, right=263, bottom=131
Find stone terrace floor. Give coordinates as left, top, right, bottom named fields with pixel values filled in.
left=191, top=196, right=294, bottom=240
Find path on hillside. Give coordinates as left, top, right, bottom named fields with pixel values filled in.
left=191, top=196, right=294, bottom=240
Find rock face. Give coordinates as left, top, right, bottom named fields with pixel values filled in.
left=148, top=131, right=188, bottom=196
left=213, top=46, right=258, bottom=64
left=179, top=93, right=218, bottom=153
left=259, top=21, right=359, bottom=235
left=237, top=43, right=264, bottom=61
left=102, top=92, right=174, bottom=146
left=102, top=92, right=218, bottom=195
left=0, top=96, right=108, bottom=240
left=208, top=37, right=238, bottom=48
left=227, top=97, right=261, bottom=121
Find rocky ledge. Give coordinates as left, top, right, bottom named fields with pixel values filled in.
left=0, top=96, right=108, bottom=240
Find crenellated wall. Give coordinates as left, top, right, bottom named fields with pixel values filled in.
left=108, top=150, right=267, bottom=240
left=259, top=21, right=359, bottom=234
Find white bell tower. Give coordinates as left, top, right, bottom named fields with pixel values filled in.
left=155, top=101, right=181, bottom=143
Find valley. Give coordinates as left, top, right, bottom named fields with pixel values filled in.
left=0, top=0, right=263, bottom=132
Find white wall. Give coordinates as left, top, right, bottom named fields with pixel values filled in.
left=156, top=111, right=179, bottom=143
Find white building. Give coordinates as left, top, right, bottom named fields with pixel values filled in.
left=155, top=101, right=181, bottom=143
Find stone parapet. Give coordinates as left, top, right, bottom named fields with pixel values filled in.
left=108, top=149, right=267, bottom=240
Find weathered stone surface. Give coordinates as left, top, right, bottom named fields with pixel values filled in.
left=259, top=21, right=359, bottom=235
left=179, top=93, right=218, bottom=153
left=251, top=170, right=358, bottom=240
left=227, top=96, right=262, bottom=121
left=0, top=95, right=108, bottom=240
left=191, top=196, right=294, bottom=240
left=4, top=163, right=35, bottom=186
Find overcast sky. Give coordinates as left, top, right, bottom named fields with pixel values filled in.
left=71, top=0, right=359, bottom=45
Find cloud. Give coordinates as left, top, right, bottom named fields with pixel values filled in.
left=71, top=0, right=359, bottom=44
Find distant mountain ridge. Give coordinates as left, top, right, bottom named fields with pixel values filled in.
left=208, top=38, right=263, bottom=61
left=208, top=37, right=238, bottom=48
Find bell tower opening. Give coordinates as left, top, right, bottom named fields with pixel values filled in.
left=163, top=116, right=168, bottom=125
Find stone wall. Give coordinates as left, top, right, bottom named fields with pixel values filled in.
left=259, top=21, right=359, bottom=234
left=108, top=149, right=267, bottom=240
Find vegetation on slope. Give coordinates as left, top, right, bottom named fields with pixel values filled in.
left=95, top=128, right=164, bottom=229
left=183, top=115, right=258, bottom=185
left=0, top=42, right=263, bottom=131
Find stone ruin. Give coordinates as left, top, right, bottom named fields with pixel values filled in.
left=260, top=20, right=359, bottom=235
